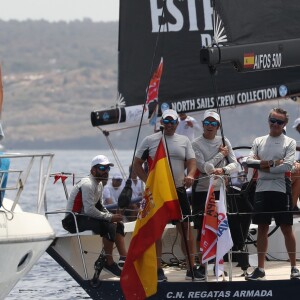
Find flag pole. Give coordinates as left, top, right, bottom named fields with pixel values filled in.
left=221, top=178, right=233, bottom=281
left=162, top=132, right=194, bottom=280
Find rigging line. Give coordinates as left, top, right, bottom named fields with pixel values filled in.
left=207, top=4, right=250, bottom=252
left=128, top=0, right=167, bottom=179
left=97, top=127, right=127, bottom=178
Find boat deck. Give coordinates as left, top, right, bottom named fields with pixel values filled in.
left=100, top=260, right=294, bottom=282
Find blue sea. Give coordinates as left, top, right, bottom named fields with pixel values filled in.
left=6, top=149, right=133, bottom=300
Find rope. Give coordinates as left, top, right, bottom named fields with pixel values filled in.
left=97, top=127, right=127, bottom=179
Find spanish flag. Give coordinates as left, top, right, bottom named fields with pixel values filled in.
left=244, top=53, right=255, bottom=69
left=120, top=138, right=182, bottom=299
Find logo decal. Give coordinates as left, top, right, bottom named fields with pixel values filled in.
left=102, top=112, right=109, bottom=121
left=138, top=187, right=155, bottom=219
left=244, top=53, right=255, bottom=69
left=279, top=85, right=288, bottom=97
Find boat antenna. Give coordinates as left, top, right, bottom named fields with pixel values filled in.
left=207, top=2, right=227, bottom=149
left=208, top=64, right=226, bottom=148
left=0, top=65, right=4, bottom=141
left=118, top=0, right=167, bottom=209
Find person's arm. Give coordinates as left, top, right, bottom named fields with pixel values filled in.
left=184, top=158, right=196, bottom=188
left=81, top=181, right=112, bottom=221
left=133, top=157, right=148, bottom=183
left=191, top=117, right=201, bottom=131
left=269, top=139, right=296, bottom=174
left=246, top=139, right=266, bottom=169
left=192, top=139, right=226, bottom=174
left=220, top=138, right=239, bottom=175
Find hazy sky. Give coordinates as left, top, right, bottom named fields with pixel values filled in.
left=0, top=0, right=119, bottom=22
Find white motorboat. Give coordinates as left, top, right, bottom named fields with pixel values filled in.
left=0, top=153, right=55, bottom=299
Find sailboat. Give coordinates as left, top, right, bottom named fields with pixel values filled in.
left=46, top=1, right=300, bottom=299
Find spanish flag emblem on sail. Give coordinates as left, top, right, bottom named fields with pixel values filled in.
left=120, top=138, right=182, bottom=299
left=244, top=53, right=255, bottom=69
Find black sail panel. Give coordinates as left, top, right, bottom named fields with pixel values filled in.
left=92, top=0, right=300, bottom=128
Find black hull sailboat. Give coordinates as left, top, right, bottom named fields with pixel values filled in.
left=47, top=1, right=300, bottom=299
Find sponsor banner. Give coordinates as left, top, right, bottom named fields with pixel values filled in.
left=118, top=0, right=300, bottom=110
left=168, top=87, right=279, bottom=113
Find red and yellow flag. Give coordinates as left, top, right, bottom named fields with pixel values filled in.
left=120, top=138, right=182, bottom=300
left=146, top=58, right=163, bottom=106
left=244, top=53, right=255, bottom=69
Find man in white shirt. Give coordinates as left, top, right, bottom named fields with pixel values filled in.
left=245, top=107, right=300, bottom=281
left=133, top=109, right=203, bottom=282
left=103, top=173, right=125, bottom=206
left=176, top=112, right=201, bottom=141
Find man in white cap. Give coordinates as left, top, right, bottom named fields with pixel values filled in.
left=103, top=172, right=125, bottom=206
left=62, top=155, right=127, bottom=277
left=133, top=108, right=204, bottom=282
left=192, top=109, right=238, bottom=274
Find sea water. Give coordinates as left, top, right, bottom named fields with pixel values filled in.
left=6, top=149, right=134, bottom=300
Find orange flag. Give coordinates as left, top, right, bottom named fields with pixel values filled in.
left=120, top=138, right=182, bottom=300
left=146, top=58, right=163, bottom=106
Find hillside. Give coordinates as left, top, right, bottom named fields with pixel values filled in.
left=0, top=20, right=123, bottom=150
left=1, top=20, right=300, bottom=151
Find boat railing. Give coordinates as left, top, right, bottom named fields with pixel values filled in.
left=46, top=209, right=89, bottom=279
left=0, top=152, right=54, bottom=214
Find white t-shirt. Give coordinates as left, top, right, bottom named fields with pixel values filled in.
left=103, top=181, right=125, bottom=205
left=176, top=116, right=201, bottom=141
left=247, top=134, right=296, bottom=193
left=135, top=132, right=195, bottom=187
left=192, top=135, right=238, bottom=192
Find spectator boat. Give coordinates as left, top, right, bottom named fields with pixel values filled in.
left=0, top=153, right=55, bottom=299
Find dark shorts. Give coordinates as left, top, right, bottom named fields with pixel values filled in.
left=62, top=213, right=125, bottom=242
left=252, top=191, right=293, bottom=226
left=191, top=190, right=220, bottom=231
left=173, top=187, right=192, bottom=223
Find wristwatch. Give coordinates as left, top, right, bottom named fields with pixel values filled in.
left=268, top=160, right=274, bottom=167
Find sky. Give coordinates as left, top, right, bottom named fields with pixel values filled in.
left=0, top=0, right=119, bottom=22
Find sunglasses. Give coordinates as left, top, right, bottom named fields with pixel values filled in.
left=98, top=165, right=111, bottom=172
left=203, top=120, right=219, bottom=127
left=269, top=118, right=285, bottom=125
left=162, top=119, right=177, bottom=125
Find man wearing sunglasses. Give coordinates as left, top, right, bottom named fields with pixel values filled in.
left=245, top=107, right=300, bottom=281
left=133, top=108, right=204, bottom=282
left=63, top=155, right=127, bottom=278
left=191, top=109, right=238, bottom=274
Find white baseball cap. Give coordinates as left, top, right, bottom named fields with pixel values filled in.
left=91, top=155, right=114, bottom=168
left=202, top=110, right=220, bottom=122
left=112, top=173, right=123, bottom=180
left=162, top=109, right=178, bottom=120
left=292, top=118, right=300, bottom=128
